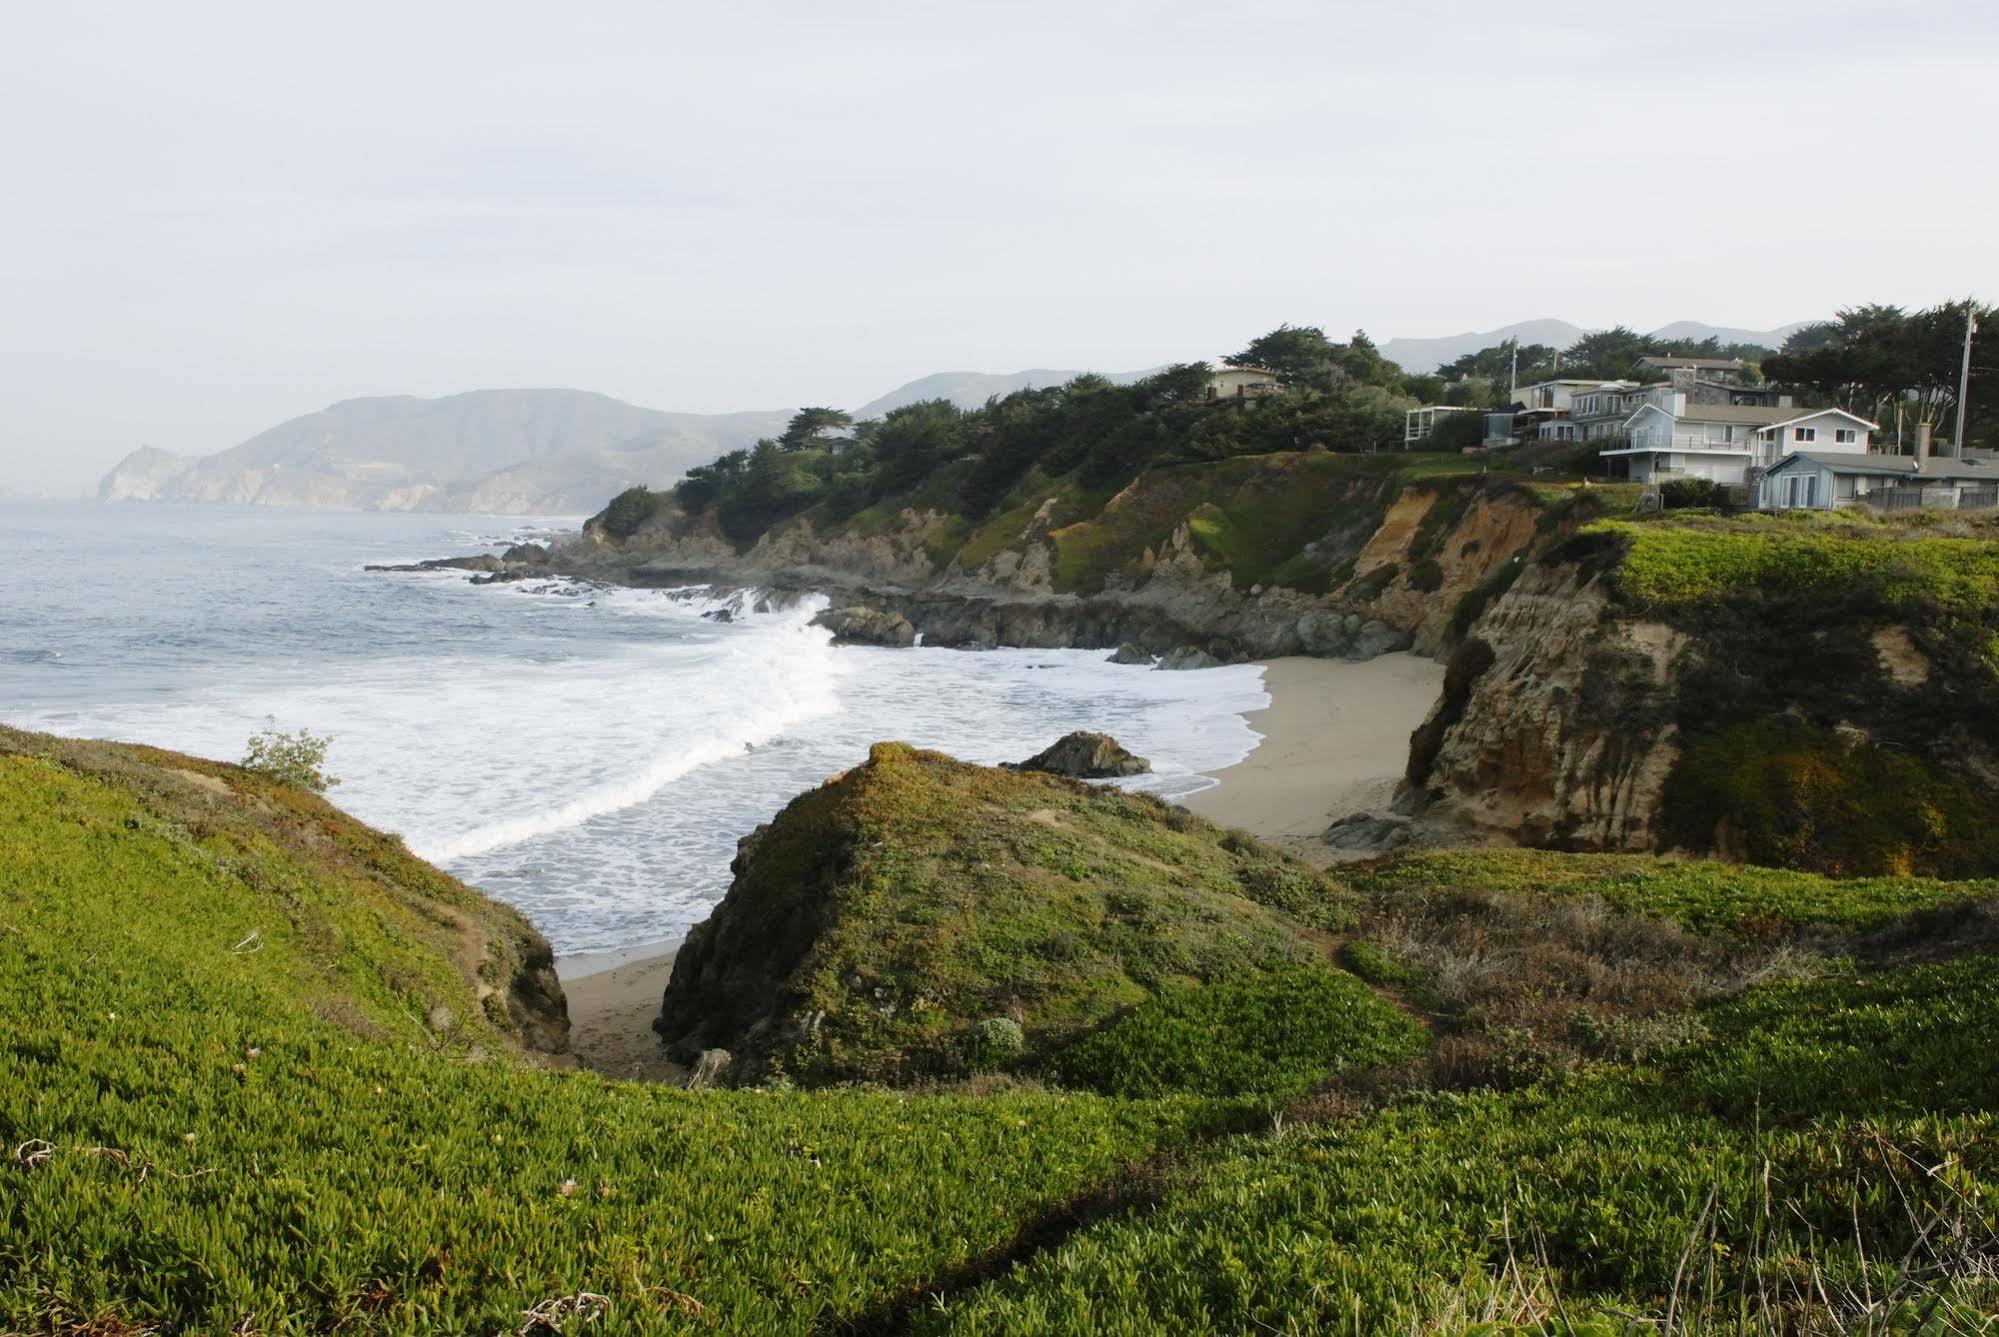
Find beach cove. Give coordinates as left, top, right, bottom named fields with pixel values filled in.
left=558, top=651, right=1445, bottom=1077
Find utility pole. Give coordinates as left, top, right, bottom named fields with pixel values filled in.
left=1955, top=306, right=1980, bottom=457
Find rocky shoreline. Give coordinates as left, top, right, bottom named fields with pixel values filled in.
left=398, top=532, right=1430, bottom=666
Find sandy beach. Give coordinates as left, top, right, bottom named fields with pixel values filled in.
left=557, top=943, right=684, bottom=1081
left=1182, top=653, right=1443, bottom=865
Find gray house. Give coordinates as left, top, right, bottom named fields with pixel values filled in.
left=1758, top=451, right=1999, bottom=512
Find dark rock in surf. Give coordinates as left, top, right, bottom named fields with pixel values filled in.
left=1156, top=645, right=1225, bottom=671
left=812, top=606, right=916, bottom=647
left=1004, top=731, right=1151, bottom=779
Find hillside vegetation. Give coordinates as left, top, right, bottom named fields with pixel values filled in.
left=1594, top=512, right=1999, bottom=877
left=4, top=728, right=1998, bottom=1331
left=0, top=729, right=1210, bottom=1333
left=924, top=850, right=1999, bottom=1333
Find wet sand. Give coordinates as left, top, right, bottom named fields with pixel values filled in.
left=556, top=941, right=684, bottom=1081
left=1181, top=654, right=1443, bottom=865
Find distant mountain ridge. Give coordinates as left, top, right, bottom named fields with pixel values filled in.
left=97, top=319, right=1822, bottom=514
left=852, top=367, right=1163, bottom=420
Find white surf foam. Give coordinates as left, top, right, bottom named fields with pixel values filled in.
left=424, top=607, right=841, bottom=861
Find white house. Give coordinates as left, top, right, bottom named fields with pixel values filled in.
left=1204, top=366, right=1283, bottom=402
left=1760, top=451, right=1999, bottom=511
left=1600, top=401, right=1881, bottom=485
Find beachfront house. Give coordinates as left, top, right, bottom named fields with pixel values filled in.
left=1204, top=366, right=1284, bottom=402
left=1760, top=451, right=1999, bottom=512
left=1600, top=401, right=1880, bottom=485
left=1506, top=379, right=1600, bottom=440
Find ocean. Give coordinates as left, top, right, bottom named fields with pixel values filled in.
left=0, top=503, right=1270, bottom=955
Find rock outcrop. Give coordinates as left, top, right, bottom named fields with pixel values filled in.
left=811, top=606, right=917, bottom=646
left=1004, top=731, right=1151, bottom=778
left=1408, top=560, right=1684, bottom=850
left=655, top=743, right=1348, bottom=1087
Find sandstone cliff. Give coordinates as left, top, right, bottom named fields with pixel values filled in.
left=1408, top=518, right=1999, bottom=876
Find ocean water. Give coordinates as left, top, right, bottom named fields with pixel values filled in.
left=0, top=503, right=1270, bottom=954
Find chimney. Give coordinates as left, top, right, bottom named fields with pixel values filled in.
left=1914, top=420, right=1932, bottom=467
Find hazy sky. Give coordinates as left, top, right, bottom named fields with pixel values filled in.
left=3, top=0, right=1994, bottom=494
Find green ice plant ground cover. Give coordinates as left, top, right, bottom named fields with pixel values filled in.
left=0, top=744, right=1206, bottom=1334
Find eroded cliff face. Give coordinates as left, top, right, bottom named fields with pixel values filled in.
left=1409, top=532, right=1999, bottom=877
left=556, top=469, right=1547, bottom=663
left=1409, top=561, right=1685, bottom=850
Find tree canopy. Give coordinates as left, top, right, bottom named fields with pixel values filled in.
left=779, top=406, right=854, bottom=451
left=1762, top=301, right=1992, bottom=440
left=665, top=325, right=1438, bottom=545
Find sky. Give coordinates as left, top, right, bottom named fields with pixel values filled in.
left=2, top=0, right=1994, bottom=495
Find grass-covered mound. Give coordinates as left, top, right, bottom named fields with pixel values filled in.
left=0, top=728, right=1215, bottom=1333
left=655, top=743, right=1378, bottom=1088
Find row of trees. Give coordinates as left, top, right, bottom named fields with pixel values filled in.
left=672, top=326, right=1434, bottom=542
left=1434, top=328, right=1780, bottom=408
left=1764, top=301, right=1991, bottom=445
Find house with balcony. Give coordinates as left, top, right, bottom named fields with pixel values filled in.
left=1599, top=398, right=1880, bottom=485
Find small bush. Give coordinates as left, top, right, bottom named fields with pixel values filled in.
left=1408, top=557, right=1444, bottom=592
left=1659, top=477, right=1725, bottom=510
left=963, top=1017, right=1025, bottom=1070
left=241, top=718, right=339, bottom=792
left=596, top=485, right=668, bottom=540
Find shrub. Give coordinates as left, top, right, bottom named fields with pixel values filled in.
left=1408, top=557, right=1443, bottom=592
left=963, top=1017, right=1025, bottom=1070
left=595, top=484, right=668, bottom=540
left=240, top=718, right=339, bottom=792
left=1659, top=476, right=1725, bottom=510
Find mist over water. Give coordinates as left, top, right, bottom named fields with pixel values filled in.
left=1, top=504, right=1269, bottom=953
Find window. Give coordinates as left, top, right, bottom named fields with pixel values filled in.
left=1795, top=427, right=1817, bottom=442
left=1835, top=428, right=1857, bottom=444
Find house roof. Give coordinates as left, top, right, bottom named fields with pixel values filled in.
left=1767, top=451, right=1917, bottom=476
left=1214, top=365, right=1281, bottom=378
left=1626, top=403, right=1883, bottom=431
left=1767, top=451, right=1998, bottom=483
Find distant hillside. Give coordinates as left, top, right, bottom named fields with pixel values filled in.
left=1378, top=318, right=1815, bottom=374
left=98, top=389, right=792, bottom=515
left=852, top=366, right=1161, bottom=420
